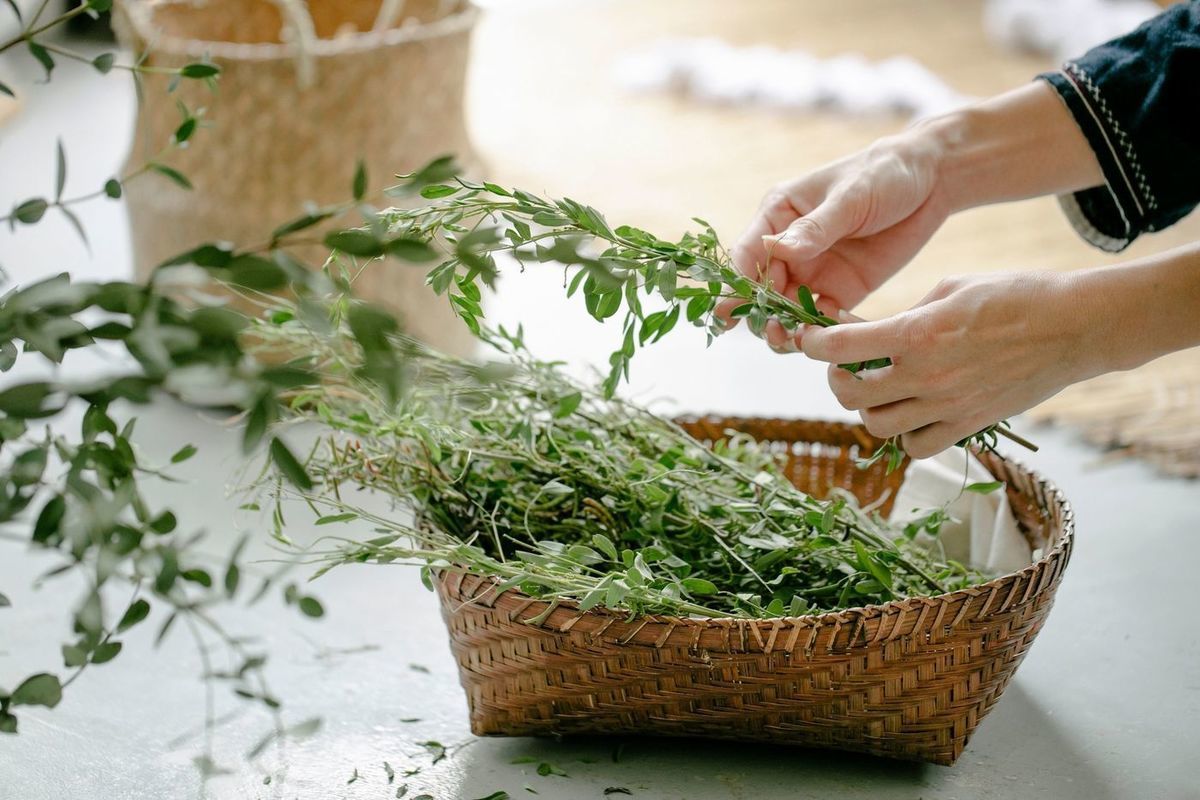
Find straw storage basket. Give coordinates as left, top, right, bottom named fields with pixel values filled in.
left=435, top=417, right=1074, bottom=765
left=114, top=0, right=480, bottom=355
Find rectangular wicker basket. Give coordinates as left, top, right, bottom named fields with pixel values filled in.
left=435, top=417, right=1074, bottom=765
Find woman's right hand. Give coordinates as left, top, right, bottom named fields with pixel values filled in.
left=716, top=126, right=953, bottom=352
left=715, top=82, right=1107, bottom=353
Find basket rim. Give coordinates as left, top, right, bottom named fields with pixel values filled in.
left=437, top=417, right=1074, bottom=638
left=121, top=0, right=479, bottom=61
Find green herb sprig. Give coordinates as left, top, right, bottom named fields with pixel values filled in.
left=370, top=170, right=1037, bottom=469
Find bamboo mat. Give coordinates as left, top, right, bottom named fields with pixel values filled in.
left=468, top=0, right=1200, bottom=478
left=1027, top=349, right=1200, bottom=478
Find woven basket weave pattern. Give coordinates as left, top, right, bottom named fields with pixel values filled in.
left=435, top=417, right=1073, bottom=765
left=114, top=0, right=479, bottom=356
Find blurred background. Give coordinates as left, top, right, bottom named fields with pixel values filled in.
left=3, top=0, right=1197, bottom=476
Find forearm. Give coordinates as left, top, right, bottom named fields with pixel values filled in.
left=916, top=82, right=1105, bottom=214
left=1071, top=243, right=1200, bottom=376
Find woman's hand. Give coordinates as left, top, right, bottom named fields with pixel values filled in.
left=801, top=272, right=1099, bottom=458
left=717, top=82, right=1106, bottom=353
left=716, top=130, right=951, bottom=352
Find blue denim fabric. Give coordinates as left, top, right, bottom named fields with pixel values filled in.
left=1038, top=1, right=1200, bottom=252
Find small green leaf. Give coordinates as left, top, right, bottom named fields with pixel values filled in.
left=0, top=341, right=16, bottom=371
left=392, top=155, right=459, bottom=194
left=681, top=577, right=718, bottom=596
left=181, top=569, right=212, bottom=587
left=242, top=393, right=274, bottom=451
left=32, top=495, right=65, bottom=544
left=965, top=480, right=1004, bottom=494
left=150, top=511, right=177, bottom=534
left=90, top=641, right=122, bottom=664
left=190, top=307, right=248, bottom=341
left=170, top=444, right=198, bottom=463
left=59, top=206, right=89, bottom=249
left=174, top=116, right=196, bottom=144
left=150, top=163, right=192, bottom=190
left=419, top=184, right=458, bottom=199
left=13, top=197, right=48, bottom=224
left=796, top=285, right=819, bottom=317
left=270, top=437, right=313, bottom=490
left=227, top=254, right=287, bottom=291
left=10, top=673, right=62, bottom=708
left=316, top=513, right=357, bottom=525
left=271, top=210, right=334, bottom=241
left=54, top=139, right=66, bottom=201
left=92, top=52, right=115, bottom=74
left=180, top=62, right=220, bottom=79
left=470, top=793, right=510, bottom=800
left=852, top=540, right=893, bottom=590
left=0, top=382, right=60, bottom=418
left=591, top=534, right=617, bottom=561
left=27, top=41, right=54, bottom=79
left=353, top=160, right=367, bottom=200
left=535, top=762, right=567, bottom=777
left=224, top=563, right=240, bottom=597
left=298, top=597, right=324, bottom=619
left=62, top=644, right=87, bottom=667
left=553, top=391, right=582, bottom=418
left=325, top=229, right=384, bottom=258
left=386, top=238, right=437, bottom=262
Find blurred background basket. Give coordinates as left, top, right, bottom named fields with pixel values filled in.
left=435, top=417, right=1074, bottom=765
left=113, top=0, right=480, bottom=356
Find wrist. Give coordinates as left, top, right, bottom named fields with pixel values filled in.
left=1067, top=245, right=1200, bottom=376
left=912, top=109, right=976, bottom=215
left=919, top=82, right=1105, bottom=215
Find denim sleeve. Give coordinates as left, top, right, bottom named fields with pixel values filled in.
left=1036, top=1, right=1200, bottom=252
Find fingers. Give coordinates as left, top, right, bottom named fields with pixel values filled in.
left=858, top=399, right=941, bottom=441
left=763, top=319, right=800, bottom=353
left=764, top=193, right=861, bottom=263
left=730, top=188, right=803, bottom=281
left=802, top=314, right=914, bottom=365
left=827, top=362, right=915, bottom=410
left=900, top=421, right=975, bottom=460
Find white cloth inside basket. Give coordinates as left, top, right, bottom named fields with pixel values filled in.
left=887, top=449, right=1032, bottom=574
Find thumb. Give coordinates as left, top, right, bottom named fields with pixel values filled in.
left=764, top=197, right=859, bottom=262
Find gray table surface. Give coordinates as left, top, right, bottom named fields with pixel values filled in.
left=2, top=32, right=1199, bottom=800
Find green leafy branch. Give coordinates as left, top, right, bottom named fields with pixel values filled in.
left=0, top=158, right=430, bottom=741
left=365, top=168, right=1036, bottom=469
left=0, top=0, right=221, bottom=98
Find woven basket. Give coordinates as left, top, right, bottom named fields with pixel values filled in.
left=114, top=0, right=480, bottom=356
left=435, top=416, right=1074, bottom=765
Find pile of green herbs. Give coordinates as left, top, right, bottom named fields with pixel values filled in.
left=246, top=307, right=987, bottom=620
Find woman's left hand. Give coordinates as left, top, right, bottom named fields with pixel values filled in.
left=801, top=271, right=1098, bottom=458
